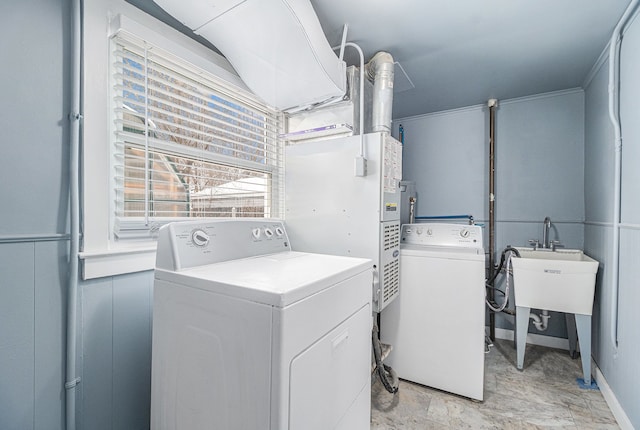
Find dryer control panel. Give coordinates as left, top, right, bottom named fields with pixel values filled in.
left=401, top=223, right=483, bottom=249
left=156, top=219, right=290, bottom=271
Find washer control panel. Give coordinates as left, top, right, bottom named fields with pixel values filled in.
left=156, top=219, right=290, bottom=271
left=401, top=223, right=483, bottom=248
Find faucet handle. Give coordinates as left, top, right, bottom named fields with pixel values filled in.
left=528, top=239, right=540, bottom=249
left=550, top=240, right=563, bottom=251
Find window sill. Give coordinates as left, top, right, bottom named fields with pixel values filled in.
left=80, top=246, right=157, bottom=279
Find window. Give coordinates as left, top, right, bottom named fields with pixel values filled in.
left=110, top=32, right=284, bottom=240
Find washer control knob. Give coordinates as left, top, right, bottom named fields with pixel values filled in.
left=264, top=228, right=274, bottom=238
left=460, top=228, right=470, bottom=238
left=252, top=228, right=261, bottom=239
left=274, top=227, right=284, bottom=236
left=416, top=228, right=423, bottom=235
left=191, top=229, right=210, bottom=247
left=427, top=229, right=433, bottom=236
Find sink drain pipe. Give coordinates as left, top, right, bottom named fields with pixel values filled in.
left=530, top=310, right=551, bottom=331
left=607, top=0, right=639, bottom=352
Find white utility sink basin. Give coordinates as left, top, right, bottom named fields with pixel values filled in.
left=511, top=248, right=599, bottom=315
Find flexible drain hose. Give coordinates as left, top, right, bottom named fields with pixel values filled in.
left=486, top=247, right=520, bottom=312
left=372, top=322, right=399, bottom=394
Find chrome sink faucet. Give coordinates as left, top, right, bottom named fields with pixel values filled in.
left=529, top=217, right=561, bottom=250
left=542, top=217, right=551, bottom=249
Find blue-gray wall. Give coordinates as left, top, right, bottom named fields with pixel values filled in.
left=395, top=19, right=640, bottom=423
left=0, top=0, right=69, bottom=428
left=584, top=10, right=640, bottom=428
left=79, top=272, right=153, bottom=430
left=2, top=0, right=638, bottom=429
left=395, top=89, right=585, bottom=340
left=0, top=1, right=154, bottom=429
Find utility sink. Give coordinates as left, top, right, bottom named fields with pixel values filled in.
left=511, top=248, right=599, bottom=315
left=511, top=247, right=600, bottom=386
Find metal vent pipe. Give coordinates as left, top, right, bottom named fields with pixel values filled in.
left=366, top=51, right=394, bottom=133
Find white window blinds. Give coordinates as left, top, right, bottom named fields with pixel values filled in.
left=110, top=32, right=284, bottom=240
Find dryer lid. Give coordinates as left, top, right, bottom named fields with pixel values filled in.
left=155, top=251, right=371, bottom=307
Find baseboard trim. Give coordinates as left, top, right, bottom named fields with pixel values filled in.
left=593, top=361, right=635, bottom=430
left=491, top=327, right=570, bottom=350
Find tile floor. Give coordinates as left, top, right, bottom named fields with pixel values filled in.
left=371, top=339, right=619, bottom=429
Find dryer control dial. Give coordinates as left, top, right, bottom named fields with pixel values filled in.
left=191, top=229, right=210, bottom=247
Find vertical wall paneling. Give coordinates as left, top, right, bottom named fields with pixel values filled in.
left=80, top=278, right=114, bottom=430
left=615, top=229, right=640, bottom=424
left=0, top=243, right=35, bottom=430
left=112, top=272, right=153, bottom=430
left=583, top=223, right=611, bottom=364
left=34, top=241, right=67, bottom=430
left=78, top=270, right=155, bottom=430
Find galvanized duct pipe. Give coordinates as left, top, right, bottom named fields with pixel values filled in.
left=488, top=99, right=498, bottom=341
left=366, top=51, right=394, bottom=133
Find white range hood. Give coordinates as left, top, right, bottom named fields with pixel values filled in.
left=155, top=0, right=347, bottom=111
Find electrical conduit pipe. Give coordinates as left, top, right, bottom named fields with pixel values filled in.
left=342, top=42, right=366, bottom=176
left=66, top=0, right=82, bottom=428
left=608, top=0, right=639, bottom=352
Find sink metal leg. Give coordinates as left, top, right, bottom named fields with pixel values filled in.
left=516, top=306, right=530, bottom=370
left=574, top=313, right=592, bottom=385
left=566, top=313, right=578, bottom=359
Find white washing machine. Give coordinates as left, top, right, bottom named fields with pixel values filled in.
left=151, top=219, right=372, bottom=430
left=381, top=223, right=486, bottom=401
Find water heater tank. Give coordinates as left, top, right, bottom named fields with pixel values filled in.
left=154, top=0, right=347, bottom=111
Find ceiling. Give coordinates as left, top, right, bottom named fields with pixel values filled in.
left=129, top=0, right=631, bottom=118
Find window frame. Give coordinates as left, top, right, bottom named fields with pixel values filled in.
left=110, top=31, right=283, bottom=239
left=81, top=7, right=284, bottom=279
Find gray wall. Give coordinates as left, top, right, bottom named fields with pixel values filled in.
left=394, top=89, right=585, bottom=339
left=2, top=0, right=638, bottom=428
left=584, top=10, right=640, bottom=428
left=79, top=272, right=153, bottom=430
left=0, top=0, right=69, bottom=428
left=0, top=1, right=154, bottom=429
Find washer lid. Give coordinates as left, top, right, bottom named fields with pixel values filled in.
left=155, top=251, right=371, bottom=307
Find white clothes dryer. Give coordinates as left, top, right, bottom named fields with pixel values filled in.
left=381, top=223, right=486, bottom=401
left=151, top=219, right=372, bottom=430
